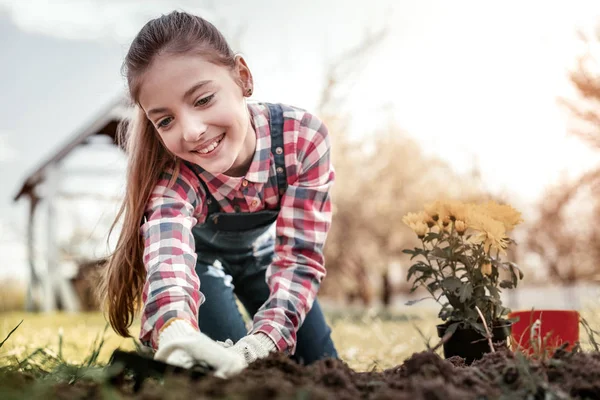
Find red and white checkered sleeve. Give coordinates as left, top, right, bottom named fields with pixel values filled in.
left=252, top=111, right=335, bottom=354
left=138, top=164, right=206, bottom=349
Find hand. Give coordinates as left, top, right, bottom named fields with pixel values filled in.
left=155, top=320, right=247, bottom=379
left=221, top=333, right=278, bottom=364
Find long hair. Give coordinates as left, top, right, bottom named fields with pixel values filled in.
left=100, top=11, right=238, bottom=337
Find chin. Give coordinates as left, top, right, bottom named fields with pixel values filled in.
left=199, top=159, right=236, bottom=176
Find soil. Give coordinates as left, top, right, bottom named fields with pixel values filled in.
left=3, top=348, right=600, bottom=399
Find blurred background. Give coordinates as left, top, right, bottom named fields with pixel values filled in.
left=2, top=0, right=600, bottom=315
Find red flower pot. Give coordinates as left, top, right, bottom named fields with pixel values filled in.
left=508, top=310, right=580, bottom=355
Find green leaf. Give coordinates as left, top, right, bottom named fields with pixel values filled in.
left=455, top=255, right=472, bottom=269
left=495, top=305, right=510, bottom=318
left=442, top=322, right=460, bottom=339
left=459, top=282, right=473, bottom=303
left=487, top=285, right=500, bottom=299
left=439, top=306, right=453, bottom=321
left=430, top=246, right=451, bottom=260
left=0, top=320, right=23, bottom=349
left=468, top=321, right=487, bottom=337
left=499, top=280, right=514, bottom=289
left=407, top=262, right=430, bottom=281
left=405, top=297, right=431, bottom=306
left=403, top=248, right=429, bottom=260
left=441, top=277, right=463, bottom=293
left=424, top=232, right=442, bottom=242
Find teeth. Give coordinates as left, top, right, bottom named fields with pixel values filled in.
left=197, top=136, right=223, bottom=154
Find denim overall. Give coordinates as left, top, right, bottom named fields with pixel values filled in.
left=187, top=103, right=338, bottom=364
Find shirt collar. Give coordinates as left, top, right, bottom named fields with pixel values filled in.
left=243, top=102, right=271, bottom=184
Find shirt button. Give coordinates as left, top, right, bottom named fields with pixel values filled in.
left=251, top=199, right=259, bottom=207
left=276, top=167, right=284, bottom=174
left=242, top=180, right=248, bottom=187
left=234, top=205, right=241, bottom=212
left=275, top=147, right=283, bottom=155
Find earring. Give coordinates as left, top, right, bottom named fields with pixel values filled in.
left=246, top=88, right=253, bottom=96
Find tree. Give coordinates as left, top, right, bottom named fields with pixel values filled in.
left=315, top=30, right=494, bottom=306
left=525, top=26, right=600, bottom=290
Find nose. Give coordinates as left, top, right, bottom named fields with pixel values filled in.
left=181, top=115, right=208, bottom=142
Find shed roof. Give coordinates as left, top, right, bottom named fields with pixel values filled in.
left=13, top=96, right=131, bottom=202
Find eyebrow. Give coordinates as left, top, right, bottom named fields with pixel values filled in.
left=147, top=80, right=212, bottom=116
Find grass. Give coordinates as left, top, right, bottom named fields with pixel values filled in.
left=0, top=307, right=440, bottom=371
left=1, top=306, right=600, bottom=399
left=2, top=306, right=600, bottom=371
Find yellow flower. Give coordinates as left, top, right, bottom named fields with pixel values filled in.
left=402, top=212, right=429, bottom=238
left=481, top=262, right=493, bottom=276
left=423, top=201, right=443, bottom=222
left=424, top=200, right=464, bottom=222
left=455, top=220, right=467, bottom=235
left=470, top=232, right=509, bottom=254
left=411, top=221, right=429, bottom=238
left=465, top=210, right=509, bottom=253
left=440, top=215, right=451, bottom=228
left=445, top=200, right=469, bottom=222
left=424, top=214, right=436, bottom=228
left=480, top=201, right=523, bottom=232
left=402, top=211, right=428, bottom=226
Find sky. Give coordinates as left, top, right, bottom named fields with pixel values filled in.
left=1, top=0, right=600, bottom=282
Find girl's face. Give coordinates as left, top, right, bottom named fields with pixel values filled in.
left=138, top=53, right=255, bottom=177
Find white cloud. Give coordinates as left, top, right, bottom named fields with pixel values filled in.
left=0, top=0, right=219, bottom=42
left=0, top=132, right=18, bottom=162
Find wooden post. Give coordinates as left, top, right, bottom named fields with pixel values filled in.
left=25, top=195, right=42, bottom=311
left=44, top=163, right=80, bottom=312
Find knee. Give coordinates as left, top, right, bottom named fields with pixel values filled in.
left=293, top=304, right=338, bottom=364
left=196, top=261, right=234, bottom=291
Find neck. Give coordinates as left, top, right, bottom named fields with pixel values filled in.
left=224, top=114, right=257, bottom=177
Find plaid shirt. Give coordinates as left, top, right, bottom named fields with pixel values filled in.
left=140, top=102, right=334, bottom=353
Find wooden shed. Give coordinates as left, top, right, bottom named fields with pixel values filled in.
left=13, top=96, right=131, bottom=312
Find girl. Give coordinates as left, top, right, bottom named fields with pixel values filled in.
left=101, top=10, right=338, bottom=378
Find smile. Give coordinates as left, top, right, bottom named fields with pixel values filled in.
left=193, top=133, right=225, bottom=155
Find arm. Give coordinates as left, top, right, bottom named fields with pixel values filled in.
left=139, top=164, right=205, bottom=349
left=139, top=165, right=250, bottom=377
left=251, top=113, right=335, bottom=354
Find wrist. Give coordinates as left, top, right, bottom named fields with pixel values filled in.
left=253, top=332, right=277, bottom=353
left=158, top=319, right=197, bottom=347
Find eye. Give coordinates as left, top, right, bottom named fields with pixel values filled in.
left=195, top=94, right=215, bottom=107
left=157, top=117, right=173, bottom=129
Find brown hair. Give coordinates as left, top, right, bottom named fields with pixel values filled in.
left=100, top=11, right=238, bottom=338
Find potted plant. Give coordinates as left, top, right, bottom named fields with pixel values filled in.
left=402, top=200, right=524, bottom=363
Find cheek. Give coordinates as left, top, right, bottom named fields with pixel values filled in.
left=212, top=106, right=242, bottom=128
left=159, top=134, right=182, bottom=154
left=213, top=94, right=247, bottom=129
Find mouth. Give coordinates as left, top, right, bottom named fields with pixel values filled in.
left=192, top=133, right=225, bottom=155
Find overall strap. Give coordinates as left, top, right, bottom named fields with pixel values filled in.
left=266, top=103, right=288, bottom=197
left=183, top=161, right=221, bottom=215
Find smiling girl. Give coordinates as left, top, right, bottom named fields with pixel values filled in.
left=100, top=11, right=338, bottom=378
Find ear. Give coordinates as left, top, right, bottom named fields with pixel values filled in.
left=234, top=55, right=254, bottom=96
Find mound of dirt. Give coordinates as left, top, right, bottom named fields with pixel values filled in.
left=4, top=349, right=600, bottom=399
left=127, top=349, right=600, bottom=400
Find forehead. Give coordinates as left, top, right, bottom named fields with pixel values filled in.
left=138, top=53, right=232, bottom=108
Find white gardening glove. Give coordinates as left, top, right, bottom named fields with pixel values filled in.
left=155, top=320, right=247, bottom=379
left=223, top=333, right=278, bottom=364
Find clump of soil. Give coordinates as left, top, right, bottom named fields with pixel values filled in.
left=116, top=348, right=600, bottom=399
left=4, top=349, right=600, bottom=399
